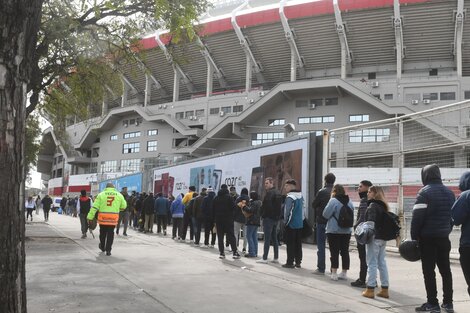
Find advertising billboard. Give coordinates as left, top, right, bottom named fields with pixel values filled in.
left=99, top=172, right=143, bottom=192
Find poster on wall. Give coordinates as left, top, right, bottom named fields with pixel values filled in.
left=99, top=172, right=143, bottom=192
left=153, top=139, right=309, bottom=203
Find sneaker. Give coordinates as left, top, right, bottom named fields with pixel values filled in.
left=202, top=245, right=209, bottom=249
left=415, top=303, right=441, bottom=312
left=271, top=259, right=279, bottom=264
left=98, top=243, right=105, bottom=252
left=81, top=234, right=86, bottom=239
left=338, top=272, right=348, bottom=280
left=245, top=254, right=256, bottom=258
left=441, top=303, right=454, bottom=313
left=330, top=273, right=338, bottom=281
left=123, top=232, right=127, bottom=236
left=282, top=263, right=295, bottom=268
left=351, top=279, right=366, bottom=288
left=233, top=252, right=241, bottom=259
left=256, top=259, right=268, bottom=264
left=312, top=269, right=325, bottom=275
left=106, top=251, right=111, bottom=256
left=295, top=264, right=301, bottom=268
left=209, top=245, right=215, bottom=249
left=219, top=254, right=226, bottom=259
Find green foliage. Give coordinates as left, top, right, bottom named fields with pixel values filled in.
left=25, top=114, right=42, bottom=180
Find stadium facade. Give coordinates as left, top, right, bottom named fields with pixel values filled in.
left=37, top=0, right=470, bottom=195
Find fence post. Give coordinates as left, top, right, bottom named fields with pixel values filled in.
left=398, top=121, right=405, bottom=245
left=322, top=129, right=330, bottom=176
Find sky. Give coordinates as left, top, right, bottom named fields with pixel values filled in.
left=27, top=117, right=51, bottom=190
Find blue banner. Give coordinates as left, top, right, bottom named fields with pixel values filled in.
left=99, top=173, right=142, bottom=192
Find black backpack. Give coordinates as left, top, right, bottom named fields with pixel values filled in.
left=334, top=204, right=354, bottom=228
left=381, top=211, right=401, bottom=241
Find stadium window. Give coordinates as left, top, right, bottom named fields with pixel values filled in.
left=440, top=92, right=456, bottom=101
left=298, top=117, right=310, bottom=124
left=100, top=160, right=117, bottom=173
left=147, top=129, right=158, bottom=136
left=195, top=109, right=205, bottom=117
left=423, top=93, right=438, bottom=101
left=122, top=120, right=128, bottom=127
left=429, top=69, right=438, bottom=76
left=175, top=112, right=184, bottom=119
left=310, top=99, right=323, bottom=107
left=322, top=116, right=335, bottom=123
left=209, top=107, right=220, bottom=115
left=268, top=119, right=286, bottom=126
left=325, top=97, right=338, bottom=106
left=56, top=168, right=63, bottom=177
left=298, top=130, right=322, bottom=136
left=295, top=100, right=308, bottom=108
left=368, top=72, right=376, bottom=80
left=52, top=170, right=56, bottom=178
left=311, top=117, right=322, bottom=123
left=185, top=111, right=194, bottom=119
left=233, top=105, right=243, bottom=113
left=57, top=156, right=63, bottom=163
left=129, top=119, right=135, bottom=125
left=465, top=91, right=470, bottom=100
left=349, top=115, right=370, bottom=122
left=123, top=131, right=141, bottom=139
left=349, top=128, right=390, bottom=143
left=251, top=132, right=285, bottom=146
left=147, top=140, right=158, bottom=152
left=120, top=159, right=140, bottom=172
left=384, top=94, right=393, bottom=100
left=122, top=142, right=140, bottom=154
left=110, top=134, right=118, bottom=141
left=221, top=106, right=231, bottom=114
left=173, top=138, right=186, bottom=148
left=92, top=148, right=99, bottom=157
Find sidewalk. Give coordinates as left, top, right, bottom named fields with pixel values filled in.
left=26, top=211, right=469, bottom=313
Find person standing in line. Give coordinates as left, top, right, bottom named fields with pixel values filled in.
left=282, top=179, right=304, bottom=269
left=77, top=190, right=93, bottom=239
left=351, top=180, right=373, bottom=288
left=362, top=186, right=391, bottom=299
left=257, top=177, right=282, bottom=264
left=323, top=184, right=354, bottom=281
left=25, top=196, right=36, bottom=221
left=201, top=187, right=217, bottom=248
left=213, top=184, right=241, bottom=259
left=41, top=195, right=52, bottom=222
left=143, top=192, right=155, bottom=233
left=128, top=191, right=136, bottom=228
left=234, top=188, right=249, bottom=253
left=182, top=192, right=197, bottom=242
left=87, top=183, right=126, bottom=256
left=60, top=196, right=67, bottom=215
left=451, top=171, right=470, bottom=298
left=412, top=164, right=455, bottom=313
left=134, top=193, right=143, bottom=230
left=155, top=193, right=170, bottom=236
left=116, top=187, right=130, bottom=236
left=312, top=173, right=335, bottom=275
left=241, top=191, right=261, bottom=258
left=171, top=194, right=185, bottom=240
left=35, top=195, right=41, bottom=215
left=192, top=188, right=207, bottom=246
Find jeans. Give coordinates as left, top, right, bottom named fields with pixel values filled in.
left=204, top=219, right=216, bottom=246
left=316, top=223, right=326, bottom=272
left=79, top=213, right=89, bottom=235
left=234, top=221, right=248, bottom=250
left=358, top=242, right=368, bottom=282
left=262, top=218, right=279, bottom=260
left=285, top=226, right=303, bottom=266
left=172, top=217, right=183, bottom=239
left=26, top=208, right=34, bottom=220
left=192, top=217, right=203, bottom=244
left=420, top=237, right=453, bottom=305
left=246, top=225, right=259, bottom=256
left=116, top=211, right=129, bottom=234
left=99, top=225, right=115, bottom=253
left=460, top=246, right=470, bottom=296
left=366, top=239, right=389, bottom=288
left=156, top=215, right=168, bottom=234
left=216, top=219, right=237, bottom=255
left=327, top=233, right=351, bottom=270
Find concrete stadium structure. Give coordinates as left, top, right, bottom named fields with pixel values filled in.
left=37, top=0, right=470, bottom=195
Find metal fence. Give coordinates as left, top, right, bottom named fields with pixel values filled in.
left=324, top=100, right=470, bottom=250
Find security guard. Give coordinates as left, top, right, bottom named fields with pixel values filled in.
left=88, top=183, right=126, bottom=256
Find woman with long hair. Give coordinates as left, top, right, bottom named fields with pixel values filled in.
left=25, top=196, right=36, bottom=222
left=322, top=184, right=354, bottom=281
left=362, top=186, right=391, bottom=299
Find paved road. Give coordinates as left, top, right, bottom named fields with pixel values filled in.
left=26, top=212, right=469, bottom=313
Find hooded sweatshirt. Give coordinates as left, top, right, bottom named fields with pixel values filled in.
left=213, top=188, right=236, bottom=222
left=284, top=191, right=304, bottom=229
left=201, top=191, right=216, bottom=220
left=451, top=171, right=470, bottom=247
left=170, top=195, right=185, bottom=218
left=411, top=164, right=455, bottom=240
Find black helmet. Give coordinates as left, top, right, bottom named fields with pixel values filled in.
left=399, top=239, right=421, bottom=262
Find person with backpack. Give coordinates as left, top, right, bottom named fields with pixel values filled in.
left=361, top=186, right=391, bottom=299
left=451, top=171, right=470, bottom=298
left=412, top=164, right=455, bottom=313
left=322, top=184, right=354, bottom=281
left=282, top=179, right=304, bottom=269
left=41, top=195, right=53, bottom=222
left=77, top=190, right=93, bottom=239
left=25, top=196, right=36, bottom=221
left=312, top=173, right=335, bottom=275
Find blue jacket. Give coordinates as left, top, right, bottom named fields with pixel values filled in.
left=451, top=171, right=470, bottom=247
left=411, top=164, right=455, bottom=240
left=323, top=195, right=354, bottom=234
left=170, top=195, right=185, bottom=218
left=284, top=191, right=304, bottom=229
left=154, top=196, right=170, bottom=215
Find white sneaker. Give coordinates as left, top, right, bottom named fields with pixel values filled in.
left=312, top=269, right=325, bottom=275
left=270, top=259, right=279, bottom=264
left=209, top=245, right=215, bottom=249
left=256, top=259, right=268, bottom=264
left=201, top=245, right=209, bottom=249
left=338, top=272, right=348, bottom=280
left=330, top=273, right=338, bottom=281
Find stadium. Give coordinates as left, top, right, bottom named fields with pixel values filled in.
left=37, top=0, right=470, bottom=200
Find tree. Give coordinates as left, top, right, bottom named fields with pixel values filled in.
left=0, top=1, right=208, bottom=311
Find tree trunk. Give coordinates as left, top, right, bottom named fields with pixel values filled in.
left=0, top=1, right=43, bottom=312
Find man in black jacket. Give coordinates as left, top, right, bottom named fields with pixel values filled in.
left=351, top=180, right=372, bottom=288
left=143, top=192, right=155, bottom=233
left=412, top=164, right=455, bottom=313
left=312, top=173, right=335, bottom=275
left=213, top=184, right=241, bottom=259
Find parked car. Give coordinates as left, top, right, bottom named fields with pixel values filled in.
left=52, top=197, right=62, bottom=212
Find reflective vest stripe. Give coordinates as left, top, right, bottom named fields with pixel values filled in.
left=98, top=212, right=119, bottom=226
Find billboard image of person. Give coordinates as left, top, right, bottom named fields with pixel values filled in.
left=260, top=149, right=302, bottom=194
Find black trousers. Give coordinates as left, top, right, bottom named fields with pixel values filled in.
left=156, top=215, right=167, bottom=233
left=285, top=226, right=302, bottom=266
left=216, top=219, right=237, bottom=255
left=43, top=209, right=50, bottom=221
left=420, top=237, right=453, bottom=305
left=172, top=217, right=183, bottom=239
left=181, top=212, right=194, bottom=240
left=460, top=246, right=470, bottom=296
left=193, top=217, right=204, bottom=244
left=99, top=225, right=115, bottom=253
left=358, top=242, right=367, bottom=282
left=79, top=213, right=89, bottom=234
left=204, top=219, right=216, bottom=246
left=327, top=233, right=351, bottom=270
